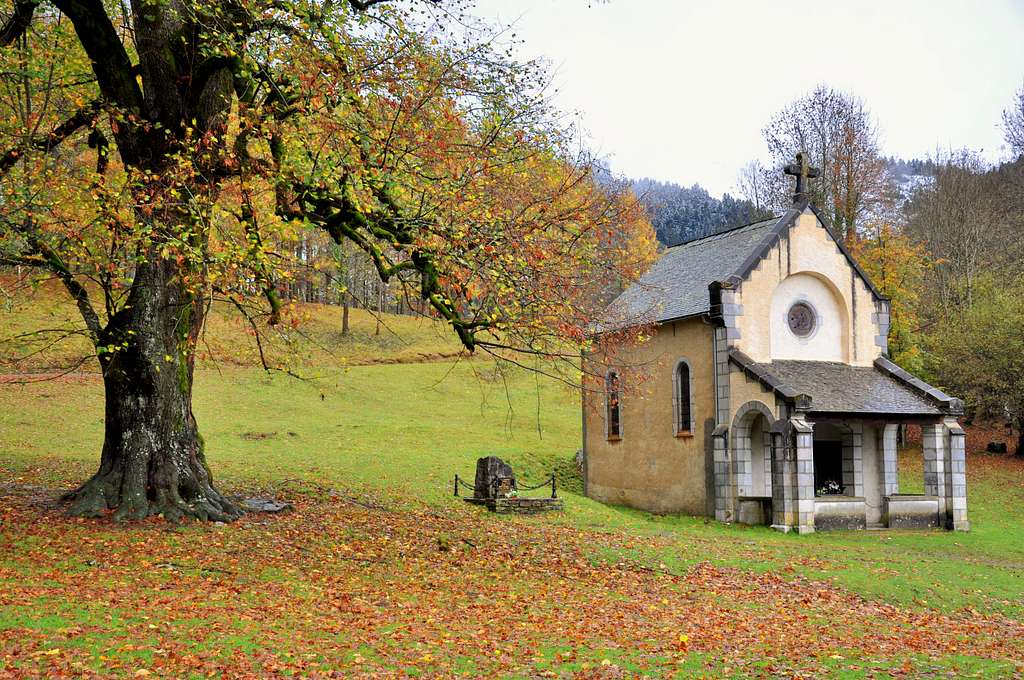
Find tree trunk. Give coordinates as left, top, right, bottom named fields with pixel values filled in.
left=1016, top=417, right=1024, bottom=458
left=375, top=282, right=383, bottom=336
left=63, top=258, right=239, bottom=522
left=342, top=293, right=350, bottom=334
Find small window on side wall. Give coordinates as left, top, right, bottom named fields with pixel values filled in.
left=674, top=360, right=693, bottom=436
left=605, top=370, right=622, bottom=440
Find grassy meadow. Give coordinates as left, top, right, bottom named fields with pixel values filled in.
left=1, top=289, right=1023, bottom=677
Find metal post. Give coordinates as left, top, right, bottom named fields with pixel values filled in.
left=454, top=474, right=459, bottom=497
left=551, top=473, right=557, bottom=498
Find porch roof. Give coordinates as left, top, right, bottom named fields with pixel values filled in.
left=729, top=350, right=963, bottom=417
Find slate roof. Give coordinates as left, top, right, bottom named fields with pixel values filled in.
left=729, top=350, right=962, bottom=416
left=595, top=202, right=888, bottom=333
left=596, top=216, right=781, bottom=329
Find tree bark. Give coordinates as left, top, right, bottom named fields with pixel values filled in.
left=1016, top=417, right=1024, bottom=458
left=63, top=258, right=239, bottom=521
left=342, top=293, right=350, bottom=334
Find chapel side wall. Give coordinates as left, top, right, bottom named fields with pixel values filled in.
left=734, top=210, right=881, bottom=367
left=584, top=319, right=715, bottom=515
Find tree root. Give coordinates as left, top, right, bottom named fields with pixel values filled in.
left=63, top=472, right=242, bottom=523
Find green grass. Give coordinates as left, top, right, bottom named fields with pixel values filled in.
left=2, top=361, right=1023, bottom=622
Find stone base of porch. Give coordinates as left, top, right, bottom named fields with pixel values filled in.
left=884, top=494, right=940, bottom=529
left=736, top=496, right=772, bottom=525
left=814, top=496, right=867, bottom=531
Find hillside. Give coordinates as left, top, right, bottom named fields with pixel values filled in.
left=1, top=279, right=465, bottom=374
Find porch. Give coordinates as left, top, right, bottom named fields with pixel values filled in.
left=714, top=353, right=969, bottom=533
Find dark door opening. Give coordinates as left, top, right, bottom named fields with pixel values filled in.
left=813, top=440, right=844, bottom=495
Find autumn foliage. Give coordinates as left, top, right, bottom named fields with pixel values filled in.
left=0, top=1, right=654, bottom=520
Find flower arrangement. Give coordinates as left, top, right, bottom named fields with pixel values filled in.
left=817, top=480, right=844, bottom=496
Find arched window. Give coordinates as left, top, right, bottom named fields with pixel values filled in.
left=605, top=370, right=622, bottom=440
left=674, top=360, right=693, bottom=435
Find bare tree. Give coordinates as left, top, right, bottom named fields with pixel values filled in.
left=905, top=151, right=1008, bottom=313
left=763, top=85, right=889, bottom=240
left=1004, top=81, right=1024, bottom=159
left=735, top=160, right=768, bottom=212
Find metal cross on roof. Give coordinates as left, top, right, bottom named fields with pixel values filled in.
left=783, top=152, right=820, bottom=204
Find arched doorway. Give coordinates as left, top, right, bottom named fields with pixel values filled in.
left=731, top=401, right=776, bottom=524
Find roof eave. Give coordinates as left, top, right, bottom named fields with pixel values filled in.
left=728, top=348, right=813, bottom=409
left=873, top=357, right=964, bottom=415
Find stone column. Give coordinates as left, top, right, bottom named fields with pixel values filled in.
left=878, top=423, right=899, bottom=497
left=712, top=425, right=732, bottom=523
left=793, top=418, right=816, bottom=534
left=761, top=418, right=773, bottom=497
left=770, top=428, right=795, bottom=532
left=733, top=430, right=753, bottom=499
left=841, top=422, right=864, bottom=497
left=922, top=422, right=948, bottom=527
left=945, top=418, right=970, bottom=531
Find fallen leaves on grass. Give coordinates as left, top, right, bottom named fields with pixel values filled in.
left=0, top=484, right=1022, bottom=679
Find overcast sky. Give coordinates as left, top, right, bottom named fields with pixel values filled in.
left=468, top=0, right=1024, bottom=197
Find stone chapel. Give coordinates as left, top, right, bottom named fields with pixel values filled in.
left=582, top=154, right=969, bottom=533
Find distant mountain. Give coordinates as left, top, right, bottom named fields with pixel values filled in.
left=631, top=178, right=772, bottom=246
left=884, top=156, right=938, bottom=203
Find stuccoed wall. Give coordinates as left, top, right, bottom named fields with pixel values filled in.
left=728, top=367, right=784, bottom=423
left=584, top=318, right=715, bottom=515
left=733, top=209, right=881, bottom=367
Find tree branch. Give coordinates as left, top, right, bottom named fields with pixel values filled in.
left=3, top=218, right=103, bottom=343
left=0, top=0, right=37, bottom=46
left=348, top=0, right=391, bottom=10
left=50, top=0, right=146, bottom=162
left=0, top=99, right=101, bottom=176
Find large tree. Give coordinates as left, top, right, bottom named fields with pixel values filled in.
left=761, top=85, right=888, bottom=240
left=0, top=0, right=654, bottom=521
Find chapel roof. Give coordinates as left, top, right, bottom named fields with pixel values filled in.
left=595, top=214, right=782, bottom=329
left=595, top=200, right=885, bottom=332
left=729, top=349, right=963, bottom=417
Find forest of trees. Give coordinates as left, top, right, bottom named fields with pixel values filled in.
left=629, top=179, right=771, bottom=246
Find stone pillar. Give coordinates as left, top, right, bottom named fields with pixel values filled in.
left=841, top=422, right=864, bottom=497
left=712, top=425, right=732, bottom=523
left=713, top=327, right=731, bottom=426
left=733, top=430, right=753, bottom=499
left=761, top=418, right=773, bottom=498
left=878, top=423, right=900, bottom=497
left=793, top=418, right=816, bottom=534
left=922, top=422, right=948, bottom=527
left=770, top=428, right=795, bottom=532
left=945, top=418, right=970, bottom=531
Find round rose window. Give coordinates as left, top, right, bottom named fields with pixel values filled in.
left=787, top=302, right=816, bottom=337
